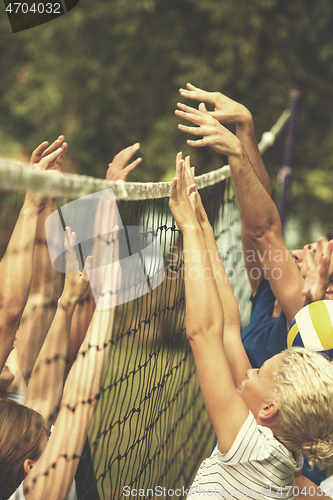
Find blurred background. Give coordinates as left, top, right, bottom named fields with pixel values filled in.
left=0, top=0, right=333, bottom=247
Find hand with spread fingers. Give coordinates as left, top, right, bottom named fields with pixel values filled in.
left=106, top=143, right=142, bottom=182
left=175, top=101, right=242, bottom=157
left=179, top=83, right=252, bottom=126
left=30, top=135, right=67, bottom=173
left=26, top=137, right=66, bottom=214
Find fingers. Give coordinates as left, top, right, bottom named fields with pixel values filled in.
left=314, top=237, right=323, bottom=266
left=184, top=156, right=194, bottom=190
left=30, top=141, right=49, bottom=165
left=198, top=102, right=209, bottom=114
left=83, top=255, right=93, bottom=274
left=64, top=227, right=80, bottom=274
left=30, top=136, right=65, bottom=166
left=37, top=147, right=64, bottom=171
left=176, top=102, right=207, bottom=124
left=64, top=226, right=73, bottom=250
left=106, top=143, right=141, bottom=181
left=178, top=123, right=203, bottom=136
left=41, top=135, right=65, bottom=159
left=179, top=83, right=215, bottom=105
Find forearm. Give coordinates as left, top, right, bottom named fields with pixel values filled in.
left=236, top=113, right=271, bottom=196
left=30, top=198, right=62, bottom=298
left=0, top=201, right=39, bottom=317
left=201, top=223, right=240, bottom=326
left=61, top=308, right=115, bottom=406
left=65, top=289, right=96, bottom=377
left=0, top=202, right=39, bottom=370
left=201, top=223, right=250, bottom=386
left=182, top=225, right=223, bottom=340
left=25, top=299, right=76, bottom=430
left=229, top=145, right=281, bottom=239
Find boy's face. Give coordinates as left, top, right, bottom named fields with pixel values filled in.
left=238, top=352, right=286, bottom=418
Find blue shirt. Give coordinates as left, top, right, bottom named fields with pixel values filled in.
left=241, top=278, right=287, bottom=368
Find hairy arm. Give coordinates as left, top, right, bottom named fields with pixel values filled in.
left=176, top=102, right=304, bottom=325
left=179, top=84, right=271, bottom=294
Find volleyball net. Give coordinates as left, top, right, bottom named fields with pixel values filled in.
left=0, top=108, right=290, bottom=500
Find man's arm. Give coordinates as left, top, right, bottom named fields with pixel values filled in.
left=176, top=102, right=305, bottom=325
left=179, top=84, right=271, bottom=294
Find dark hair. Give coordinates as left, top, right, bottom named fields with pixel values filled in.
left=0, top=400, right=45, bottom=500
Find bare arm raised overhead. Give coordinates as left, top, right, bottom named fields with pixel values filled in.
left=7, top=137, right=66, bottom=391
left=176, top=101, right=304, bottom=325
left=24, top=227, right=92, bottom=432
left=184, top=157, right=251, bottom=387
left=0, top=140, right=65, bottom=372
left=22, top=227, right=120, bottom=500
left=169, top=153, right=249, bottom=453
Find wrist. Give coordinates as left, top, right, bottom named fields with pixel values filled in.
left=21, top=199, right=40, bottom=217
left=234, top=107, right=253, bottom=129
left=58, top=296, right=77, bottom=313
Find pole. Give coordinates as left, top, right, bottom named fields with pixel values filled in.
left=278, top=88, right=301, bottom=232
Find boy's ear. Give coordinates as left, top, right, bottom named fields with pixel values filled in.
left=258, top=401, right=279, bottom=420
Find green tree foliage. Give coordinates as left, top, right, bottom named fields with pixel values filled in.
left=0, top=0, right=333, bottom=240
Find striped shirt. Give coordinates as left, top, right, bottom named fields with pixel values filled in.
left=188, top=412, right=303, bottom=500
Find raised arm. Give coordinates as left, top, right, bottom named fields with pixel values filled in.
left=66, top=142, right=142, bottom=373
left=169, top=153, right=249, bottom=454
left=179, top=84, right=273, bottom=295
left=23, top=228, right=120, bottom=500
left=0, top=142, right=65, bottom=372
left=24, top=228, right=92, bottom=432
left=179, top=83, right=271, bottom=194
left=176, top=102, right=304, bottom=325
left=7, top=138, right=66, bottom=391
left=184, top=158, right=250, bottom=386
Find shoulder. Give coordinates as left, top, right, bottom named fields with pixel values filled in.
left=8, top=482, right=25, bottom=500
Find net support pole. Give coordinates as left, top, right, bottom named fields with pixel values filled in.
left=278, top=88, right=301, bottom=232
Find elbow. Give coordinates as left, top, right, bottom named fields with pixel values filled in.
left=0, top=300, right=23, bottom=327
left=186, top=322, right=222, bottom=343
left=248, top=219, right=283, bottom=244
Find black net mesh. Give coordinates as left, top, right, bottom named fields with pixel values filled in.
left=0, top=175, right=250, bottom=500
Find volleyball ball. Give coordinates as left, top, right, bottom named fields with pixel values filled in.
left=287, top=300, right=333, bottom=359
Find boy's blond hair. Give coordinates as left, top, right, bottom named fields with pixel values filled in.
left=268, top=347, right=333, bottom=469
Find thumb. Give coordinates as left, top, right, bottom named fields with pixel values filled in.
left=84, top=255, right=93, bottom=272
left=198, top=102, right=209, bottom=114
